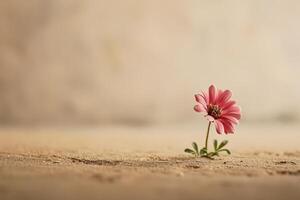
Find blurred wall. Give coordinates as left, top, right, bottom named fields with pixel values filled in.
left=0, top=0, right=300, bottom=125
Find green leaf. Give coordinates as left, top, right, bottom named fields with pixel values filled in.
left=184, top=148, right=195, bottom=154
left=192, top=142, right=199, bottom=154
left=218, top=140, right=229, bottom=150
left=213, top=139, right=218, bottom=151
left=200, top=147, right=207, bottom=155
left=206, top=152, right=217, bottom=157
left=218, top=149, right=231, bottom=155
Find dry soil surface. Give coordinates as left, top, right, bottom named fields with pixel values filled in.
left=0, top=124, right=299, bottom=200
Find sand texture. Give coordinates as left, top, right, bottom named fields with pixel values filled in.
left=0, top=125, right=299, bottom=200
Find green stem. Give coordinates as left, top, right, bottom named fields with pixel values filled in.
left=204, top=122, right=211, bottom=149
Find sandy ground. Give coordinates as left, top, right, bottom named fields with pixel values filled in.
left=0, top=123, right=299, bottom=200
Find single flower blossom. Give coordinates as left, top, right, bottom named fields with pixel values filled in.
left=194, top=85, right=241, bottom=134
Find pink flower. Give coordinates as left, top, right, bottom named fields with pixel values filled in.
left=194, top=85, right=241, bottom=134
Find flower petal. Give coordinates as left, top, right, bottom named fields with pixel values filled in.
left=225, top=113, right=241, bottom=120
left=201, top=91, right=209, bottom=104
left=214, top=120, right=224, bottom=134
left=222, top=100, right=236, bottom=110
left=194, top=104, right=206, bottom=112
left=194, top=94, right=208, bottom=109
left=224, top=106, right=240, bottom=113
left=208, top=85, right=216, bottom=104
left=216, top=90, right=232, bottom=106
left=220, top=115, right=239, bottom=125
left=222, top=106, right=241, bottom=115
left=221, top=119, right=235, bottom=134
left=216, top=89, right=223, bottom=100
left=206, top=115, right=215, bottom=122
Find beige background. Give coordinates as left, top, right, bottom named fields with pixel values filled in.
left=0, top=3, right=299, bottom=199
left=0, top=0, right=300, bottom=125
